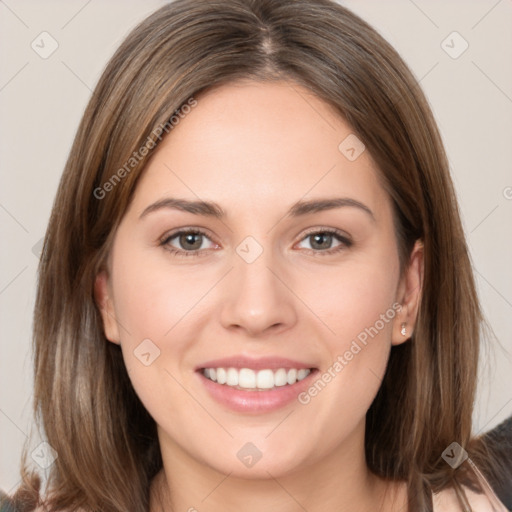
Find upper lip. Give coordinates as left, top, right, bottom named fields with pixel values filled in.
left=196, top=356, right=317, bottom=371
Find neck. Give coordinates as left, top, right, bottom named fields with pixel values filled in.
left=150, top=423, right=406, bottom=512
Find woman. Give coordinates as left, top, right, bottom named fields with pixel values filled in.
left=2, top=0, right=510, bottom=510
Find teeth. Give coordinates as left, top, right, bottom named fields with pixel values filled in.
left=287, top=368, right=297, bottom=385
left=202, top=367, right=312, bottom=390
left=216, top=367, right=227, bottom=384
left=226, top=368, right=238, bottom=386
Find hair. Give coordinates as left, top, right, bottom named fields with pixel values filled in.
left=8, top=0, right=505, bottom=511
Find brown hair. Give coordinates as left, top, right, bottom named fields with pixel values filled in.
left=10, top=0, right=500, bottom=510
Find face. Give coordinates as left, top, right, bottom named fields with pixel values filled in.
left=95, top=80, right=422, bottom=479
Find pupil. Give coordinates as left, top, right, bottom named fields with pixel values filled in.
left=181, top=233, right=201, bottom=250
left=312, top=233, right=331, bottom=250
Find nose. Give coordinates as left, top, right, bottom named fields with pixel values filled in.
left=219, top=245, right=298, bottom=337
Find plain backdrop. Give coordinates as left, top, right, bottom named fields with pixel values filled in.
left=1, top=0, right=511, bottom=493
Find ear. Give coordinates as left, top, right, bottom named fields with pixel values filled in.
left=392, top=240, right=424, bottom=346
left=94, top=270, right=121, bottom=345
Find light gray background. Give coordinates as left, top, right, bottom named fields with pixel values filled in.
left=1, top=0, right=511, bottom=493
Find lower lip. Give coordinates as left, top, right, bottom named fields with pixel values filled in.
left=196, top=369, right=318, bottom=413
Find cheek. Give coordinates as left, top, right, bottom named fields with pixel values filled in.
left=297, top=248, right=400, bottom=418
left=109, top=253, right=206, bottom=426
left=303, top=252, right=400, bottom=346
left=108, top=248, right=215, bottom=408
left=111, top=247, right=214, bottom=344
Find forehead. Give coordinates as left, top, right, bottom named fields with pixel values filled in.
left=130, top=80, right=390, bottom=221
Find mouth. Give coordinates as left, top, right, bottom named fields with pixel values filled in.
left=195, top=363, right=319, bottom=413
left=199, top=366, right=315, bottom=391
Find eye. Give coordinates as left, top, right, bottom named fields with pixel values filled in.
left=296, top=228, right=352, bottom=255
left=160, top=227, right=352, bottom=258
left=160, top=228, right=218, bottom=257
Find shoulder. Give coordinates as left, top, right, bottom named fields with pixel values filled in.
left=479, top=415, right=512, bottom=508
left=433, top=484, right=508, bottom=512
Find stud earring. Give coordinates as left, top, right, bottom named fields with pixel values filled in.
left=400, top=323, right=407, bottom=336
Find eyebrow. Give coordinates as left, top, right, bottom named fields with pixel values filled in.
left=139, top=196, right=375, bottom=221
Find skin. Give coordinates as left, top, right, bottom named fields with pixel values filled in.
left=95, top=80, right=423, bottom=512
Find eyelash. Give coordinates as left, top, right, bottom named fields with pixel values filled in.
left=159, top=227, right=353, bottom=258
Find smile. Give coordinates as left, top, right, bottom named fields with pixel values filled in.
left=196, top=366, right=318, bottom=413
left=202, top=367, right=312, bottom=391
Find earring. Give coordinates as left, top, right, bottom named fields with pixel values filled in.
left=400, top=323, right=407, bottom=336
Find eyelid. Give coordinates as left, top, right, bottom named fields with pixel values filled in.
left=159, top=226, right=352, bottom=257
left=298, top=225, right=351, bottom=240
left=293, top=226, right=353, bottom=253
left=159, top=226, right=216, bottom=245
left=159, top=227, right=219, bottom=255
